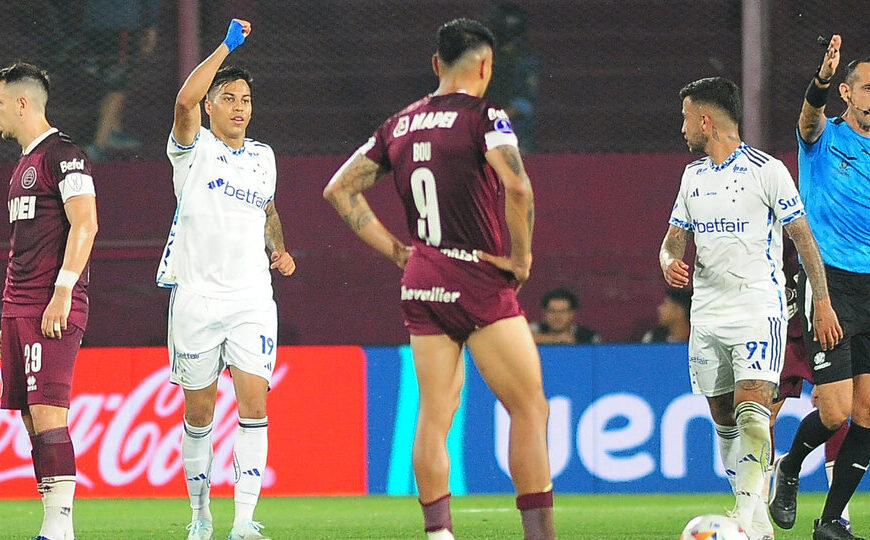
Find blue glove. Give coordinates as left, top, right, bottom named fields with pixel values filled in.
left=223, top=20, right=246, bottom=53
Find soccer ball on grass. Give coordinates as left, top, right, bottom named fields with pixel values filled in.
left=679, top=514, right=749, bottom=539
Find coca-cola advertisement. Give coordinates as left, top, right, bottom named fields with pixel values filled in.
left=0, top=346, right=367, bottom=499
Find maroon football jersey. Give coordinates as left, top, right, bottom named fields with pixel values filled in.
left=3, top=130, right=92, bottom=328
left=365, top=93, right=519, bottom=256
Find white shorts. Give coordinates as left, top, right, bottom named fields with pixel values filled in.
left=168, top=286, right=277, bottom=390
left=688, top=317, right=786, bottom=396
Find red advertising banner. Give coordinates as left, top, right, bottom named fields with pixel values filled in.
left=0, top=346, right=367, bottom=499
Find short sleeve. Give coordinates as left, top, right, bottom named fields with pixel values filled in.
left=482, top=105, right=519, bottom=151
left=668, top=170, right=693, bottom=231
left=47, top=142, right=96, bottom=203
left=796, top=118, right=830, bottom=157
left=167, top=126, right=205, bottom=195
left=361, top=118, right=393, bottom=170
left=764, top=160, right=805, bottom=225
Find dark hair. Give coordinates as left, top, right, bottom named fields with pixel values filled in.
left=207, top=66, right=253, bottom=99
left=664, top=287, right=692, bottom=316
left=679, top=77, right=741, bottom=124
left=436, top=18, right=496, bottom=66
left=0, top=62, right=50, bottom=95
left=541, top=287, right=578, bottom=310
left=844, top=57, right=870, bottom=85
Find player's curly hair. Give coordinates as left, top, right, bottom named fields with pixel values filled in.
left=207, top=65, right=253, bottom=101
left=679, top=77, right=742, bottom=124
left=437, top=18, right=496, bottom=66
left=0, top=62, right=50, bottom=96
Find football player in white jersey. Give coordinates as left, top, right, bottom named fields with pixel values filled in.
left=659, top=77, right=842, bottom=540
left=158, top=19, right=295, bottom=540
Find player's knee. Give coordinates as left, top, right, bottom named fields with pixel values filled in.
left=818, top=406, right=850, bottom=431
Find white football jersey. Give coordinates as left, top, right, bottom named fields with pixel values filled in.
left=669, top=143, right=805, bottom=325
left=157, top=126, right=276, bottom=300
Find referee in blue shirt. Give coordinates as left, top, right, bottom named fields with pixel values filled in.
left=769, top=34, right=870, bottom=540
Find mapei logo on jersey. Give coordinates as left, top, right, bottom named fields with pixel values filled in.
left=8, top=195, right=36, bottom=223
left=21, top=166, right=37, bottom=189
left=409, top=110, right=458, bottom=133
left=691, top=217, right=748, bottom=234
left=778, top=195, right=800, bottom=211
left=732, top=164, right=748, bottom=174
left=694, top=167, right=708, bottom=175
left=59, top=158, right=84, bottom=174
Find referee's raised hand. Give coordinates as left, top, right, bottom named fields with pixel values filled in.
left=818, top=34, right=841, bottom=81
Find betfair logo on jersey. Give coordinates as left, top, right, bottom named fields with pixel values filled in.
left=8, top=195, right=36, bottom=223
left=692, top=217, right=748, bottom=233
left=219, top=181, right=270, bottom=209
left=59, top=158, right=84, bottom=173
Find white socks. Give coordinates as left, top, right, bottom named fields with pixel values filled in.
left=182, top=419, right=214, bottom=523
left=233, top=417, right=268, bottom=527
left=734, top=401, right=772, bottom=529
left=39, top=476, right=76, bottom=540
left=715, top=422, right=740, bottom=494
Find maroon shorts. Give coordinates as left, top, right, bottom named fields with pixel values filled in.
left=400, top=245, right=524, bottom=342
left=0, top=317, right=84, bottom=410
left=775, top=331, right=813, bottom=402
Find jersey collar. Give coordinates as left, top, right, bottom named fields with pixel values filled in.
left=23, top=127, right=58, bottom=155
left=709, top=142, right=745, bottom=172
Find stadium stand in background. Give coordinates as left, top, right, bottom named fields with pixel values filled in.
left=0, top=0, right=866, bottom=346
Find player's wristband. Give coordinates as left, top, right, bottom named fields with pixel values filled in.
left=223, top=20, right=246, bottom=53
left=54, top=269, right=79, bottom=289
left=806, top=77, right=830, bottom=108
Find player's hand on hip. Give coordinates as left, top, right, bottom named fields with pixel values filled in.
left=41, top=291, right=72, bottom=339
left=812, top=298, right=843, bottom=351
left=475, top=250, right=532, bottom=286
left=662, top=259, right=690, bottom=288
left=270, top=251, right=296, bottom=276
left=393, top=244, right=413, bottom=270
left=223, top=19, right=251, bottom=53
left=819, top=34, right=841, bottom=80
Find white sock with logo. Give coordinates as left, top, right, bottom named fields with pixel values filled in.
left=182, top=419, right=213, bottom=522
left=715, top=422, right=740, bottom=495
left=40, top=477, right=75, bottom=540
left=734, top=402, right=772, bottom=530
left=233, top=417, right=268, bottom=527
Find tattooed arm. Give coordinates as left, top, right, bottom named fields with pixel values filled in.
left=475, top=144, right=534, bottom=285
left=264, top=201, right=295, bottom=276
left=659, top=225, right=691, bottom=288
left=323, top=153, right=411, bottom=268
left=784, top=216, right=843, bottom=349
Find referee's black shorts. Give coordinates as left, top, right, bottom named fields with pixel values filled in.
left=798, top=264, right=870, bottom=385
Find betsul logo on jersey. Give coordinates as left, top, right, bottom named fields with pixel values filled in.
left=778, top=195, right=800, bottom=211
left=692, top=217, right=748, bottom=233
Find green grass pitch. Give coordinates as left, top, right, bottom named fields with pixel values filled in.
left=1, top=493, right=866, bottom=539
